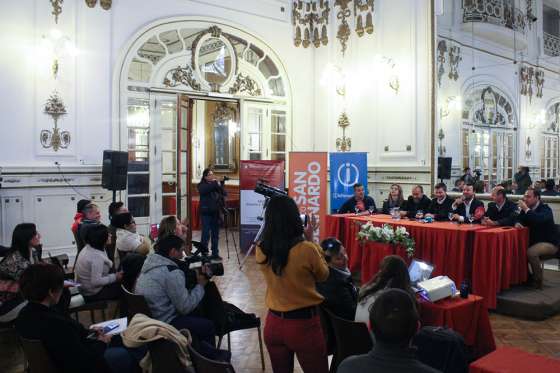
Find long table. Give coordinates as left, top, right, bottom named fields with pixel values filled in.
left=325, top=214, right=528, bottom=309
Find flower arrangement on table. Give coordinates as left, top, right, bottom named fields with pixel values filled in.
left=357, top=222, right=415, bottom=257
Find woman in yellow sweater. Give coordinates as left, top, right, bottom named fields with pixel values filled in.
left=256, top=195, right=330, bottom=373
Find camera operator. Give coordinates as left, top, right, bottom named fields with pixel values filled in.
left=135, top=235, right=227, bottom=361
left=197, top=168, right=227, bottom=260
left=256, top=195, right=330, bottom=373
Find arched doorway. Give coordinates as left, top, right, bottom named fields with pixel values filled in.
left=114, top=18, right=292, bottom=234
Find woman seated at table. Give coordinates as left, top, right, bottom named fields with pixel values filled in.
left=75, top=224, right=123, bottom=302
left=382, top=184, right=405, bottom=214
left=355, top=255, right=415, bottom=324
left=113, top=212, right=151, bottom=268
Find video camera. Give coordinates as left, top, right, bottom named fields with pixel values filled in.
left=254, top=180, right=287, bottom=199
left=186, top=241, right=224, bottom=277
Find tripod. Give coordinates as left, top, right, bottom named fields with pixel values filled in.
left=239, top=197, right=269, bottom=270
left=222, top=207, right=240, bottom=265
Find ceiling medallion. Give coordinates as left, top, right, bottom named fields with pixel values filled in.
left=292, top=0, right=330, bottom=48
left=229, top=74, right=262, bottom=96
left=41, top=91, right=70, bottom=151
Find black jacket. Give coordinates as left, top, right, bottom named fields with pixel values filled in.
left=542, top=190, right=559, bottom=197
left=428, top=196, right=454, bottom=221
left=316, top=267, right=358, bottom=321
left=338, top=196, right=376, bottom=214
left=485, top=199, right=517, bottom=226
left=15, top=302, right=110, bottom=373
left=514, top=172, right=532, bottom=195
left=516, top=202, right=559, bottom=246
left=403, top=195, right=432, bottom=219
left=382, top=199, right=405, bottom=214
left=197, top=180, right=226, bottom=216
left=452, top=198, right=485, bottom=223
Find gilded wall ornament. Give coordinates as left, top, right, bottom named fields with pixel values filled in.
left=448, top=45, right=461, bottom=81
left=292, top=0, right=330, bottom=48
left=100, top=0, right=112, bottom=10
left=535, top=69, right=545, bottom=98
left=354, top=0, right=374, bottom=37
left=50, top=0, right=63, bottom=24
left=228, top=74, right=262, bottom=96
left=163, top=66, right=201, bottom=90
left=335, top=0, right=352, bottom=56
left=437, top=40, right=447, bottom=87
left=336, top=111, right=351, bottom=151
left=41, top=91, right=71, bottom=151
left=85, top=0, right=97, bottom=8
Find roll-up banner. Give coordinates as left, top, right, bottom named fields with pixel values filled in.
left=239, top=160, right=285, bottom=253
left=329, top=152, right=368, bottom=213
left=288, top=152, right=328, bottom=241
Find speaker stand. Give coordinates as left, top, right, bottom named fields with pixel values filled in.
left=112, top=190, right=116, bottom=203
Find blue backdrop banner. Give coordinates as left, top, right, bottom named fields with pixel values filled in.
left=329, top=152, right=368, bottom=213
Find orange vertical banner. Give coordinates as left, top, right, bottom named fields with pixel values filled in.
left=289, top=152, right=328, bottom=242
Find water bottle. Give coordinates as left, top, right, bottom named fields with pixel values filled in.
left=460, top=279, right=470, bottom=299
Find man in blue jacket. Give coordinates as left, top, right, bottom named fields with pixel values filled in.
left=515, top=188, right=559, bottom=289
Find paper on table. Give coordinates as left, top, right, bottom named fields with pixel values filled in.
left=90, top=317, right=128, bottom=335
left=64, top=280, right=80, bottom=287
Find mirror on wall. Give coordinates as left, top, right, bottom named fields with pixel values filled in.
left=436, top=0, right=559, bottom=195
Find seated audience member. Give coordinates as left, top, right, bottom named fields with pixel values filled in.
left=135, top=235, right=220, bottom=359
left=75, top=224, right=123, bottom=302
left=355, top=255, right=414, bottom=324
left=338, top=183, right=376, bottom=214
left=402, top=185, right=431, bottom=219
left=450, top=183, right=485, bottom=223
left=0, top=223, right=41, bottom=322
left=107, top=201, right=128, bottom=262
left=542, top=179, right=558, bottom=196
left=76, top=203, right=102, bottom=252
left=426, top=183, right=453, bottom=221
left=16, top=264, right=143, bottom=373
left=451, top=179, right=465, bottom=192
left=316, top=238, right=358, bottom=320
left=515, top=188, right=559, bottom=289
left=339, top=289, right=440, bottom=373
left=71, top=199, right=91, bottom=236
left=113, top=212, right=151, bottom=268
left=382, top=184, right=405, bottom=214
left=157, top=215, right=190, bottom=255
left=482, top=187, right=516, bottom=226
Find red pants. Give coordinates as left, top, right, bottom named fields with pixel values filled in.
left=264, top=311, right=328, bottom=373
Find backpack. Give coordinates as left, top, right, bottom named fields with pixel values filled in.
left=412, top=326, right=470, bottom=373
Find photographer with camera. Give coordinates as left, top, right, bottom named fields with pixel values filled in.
left=197, top=168, right=227, bottom=260
left=135, top=235, right=228, bottom=361
left=256, top=195, right=330, bottom=373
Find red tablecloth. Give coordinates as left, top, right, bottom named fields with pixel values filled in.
left=360, top=242, right=411, bottom=283
left=343, top=215, right=484, bottom=287
left=469, top=347, right=560, bottom=373
left=419, top=295, right=496, bottom=358
left=190, top=198, right=240, bottom=231
left=472, top=227, right=529, bottom=309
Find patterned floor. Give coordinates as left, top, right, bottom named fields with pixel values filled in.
left=1, top=230, right=559, bottom=372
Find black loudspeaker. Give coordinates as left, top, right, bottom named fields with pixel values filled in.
left=437, top=157, right=452, bottom=180
left=102, top=150, right=128, bottom=191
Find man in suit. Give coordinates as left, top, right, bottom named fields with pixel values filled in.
left=338, top=183, right=377, bottom=214
left=482, top=187, right=516, bottom=226
left=402, top=185, right=431, bottom=219
left=451, top=183, right=485, bottom=223
left=426, top=183, right=453, bottom=221
left=515, top=188, right=559, bottom=289
left=542, top=179, right=559, bottom=196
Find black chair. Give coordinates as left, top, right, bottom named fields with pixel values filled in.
left=120, top=284, right=152, bottom=321
left=19, top=337, right=58, bottom=373
left=0, top=244, right=11, bottom=257
left=149, top=337, right=195, bottom=373
left=323, top=308, right=373, bottom=372
left=216, top=314, right=265, bottom=371
left=318, top=307, right=336, bottom=363
left=69, top=300, right=109, bottom=324
left=187, top=344, right=235, bottom=373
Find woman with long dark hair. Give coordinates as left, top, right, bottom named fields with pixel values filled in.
left=354, top=255, right=415, bottom=323
left=0, top=223, right=41, bottom=322
left=256, top=195, right=330, bottom=373
left=197, top=168, right=226, bottom=259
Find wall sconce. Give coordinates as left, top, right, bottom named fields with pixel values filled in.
left=39, top=29, right=77, bottom=80
left=527, top=109, right=546, bottom=130
left=321, top=63, right=347, bottom=97
left=439, top=96, right=462, bottom=119
left=374, top=56, right=400, bottom=94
